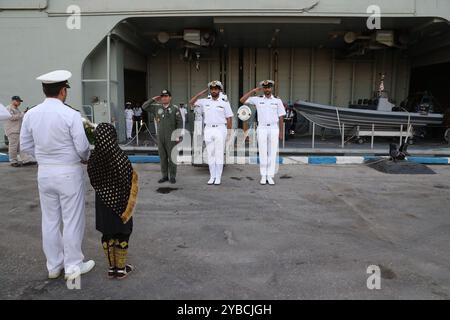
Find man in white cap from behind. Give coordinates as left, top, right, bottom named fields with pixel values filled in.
left=20, top=70, right=95, bottom=280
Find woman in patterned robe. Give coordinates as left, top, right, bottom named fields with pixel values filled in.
left=87, top=123, right=139, bottom=280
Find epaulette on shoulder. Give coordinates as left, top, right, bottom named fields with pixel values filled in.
left=64, top=104, right=80, bottom=113
left=221, top=97, right=228, bottom=102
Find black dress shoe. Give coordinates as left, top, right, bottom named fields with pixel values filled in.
left=11, top=163, right=22, bottom=168
left=170, top=178, right=176, bottom=184
left=22, top=161, right=37, bottom=167
left=158, top=177, right=169, bottom=184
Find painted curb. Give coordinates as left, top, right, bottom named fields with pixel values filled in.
left=127, top=155, right=161, bottom=164
left=1, top=153, right=449, bottom=165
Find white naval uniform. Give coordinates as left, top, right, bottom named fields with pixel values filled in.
left=178, top=107, right=188, bottom=144
left=246, top=95, right=286, bottom=178
left=20, top=98, right=91, bottom=274
left=195, top=96, right=234, bottom=180
left=179, top=107, right=187, bottom=131
left=125, top=109, right=134, bottom=139
left=133, top=107, right=143, bottom=118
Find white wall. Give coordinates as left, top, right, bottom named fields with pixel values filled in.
left=82, top=38, right=128, bottom=141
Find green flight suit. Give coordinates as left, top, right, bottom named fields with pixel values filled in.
left=143, top=100, right=182, bottom=179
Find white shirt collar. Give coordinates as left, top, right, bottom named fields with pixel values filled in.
left=44, top=97, right=64, bottom=105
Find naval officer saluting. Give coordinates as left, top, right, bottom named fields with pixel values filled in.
left=190, top=81, right=234, bottom=185
left=240, top=80, right=286, bottom=185
left=20, top=70, right=95, bottom=280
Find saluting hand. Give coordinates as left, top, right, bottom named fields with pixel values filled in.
left=194, top=88, right=207, bottom=97
left=196, top=88, right=208, bottom=97
left=152, top=95, right=162, bottom=101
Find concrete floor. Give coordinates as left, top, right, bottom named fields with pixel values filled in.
left=0, top=163, right=450, bottom=300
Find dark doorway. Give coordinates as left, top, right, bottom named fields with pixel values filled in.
left=409, top=61, right=450, bottom=134
left=124, top=69, right=147, bottom=106
left=409, top=62, right=450, bottom=113
left=124, top=69, right=148, bottom=136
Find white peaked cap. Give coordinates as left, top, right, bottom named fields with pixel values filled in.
left=259, top=80, right=275, bottom=87
left=37, top=70, right=72, bottom=84
left=208, top=80, right=224, bottom=90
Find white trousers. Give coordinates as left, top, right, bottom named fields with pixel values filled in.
left=37, top=165, right=86, bottom=274
left=204, top=125, right=227, bottom=179
left=257, top=126, right=280, bottom=177
left=126, top=119, right=133, bottom=139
